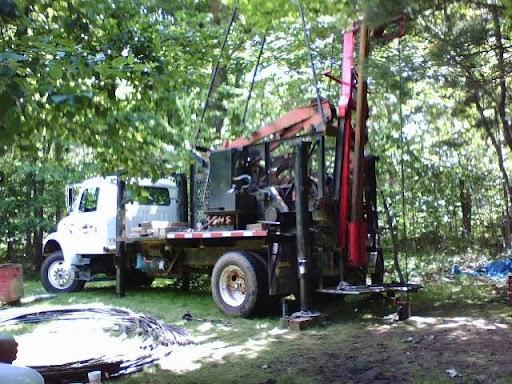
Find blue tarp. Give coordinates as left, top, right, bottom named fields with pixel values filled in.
left=453, top=258, right=512, bottom=280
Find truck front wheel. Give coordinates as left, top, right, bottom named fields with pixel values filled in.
left=41, top=251, right=86, bottom=293
left=211, top=251, right=268, bottom=317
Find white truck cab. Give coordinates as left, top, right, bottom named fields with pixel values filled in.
left=41, top=176, right=179, bottom=292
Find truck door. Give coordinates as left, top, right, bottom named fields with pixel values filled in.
left=71, top=184, right=116, bottom=255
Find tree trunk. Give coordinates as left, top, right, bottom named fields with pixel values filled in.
left=379, top=189, right=405, bottom=284
left=55, top=141, right=64, bottom=224
left=25, top=230, right=33, bottom=263
left=25, top=172, right=34, bottom=263
left=459, top=179, right=472, bottom=237
left=504, top=215, right=511, bottom=250
left=503, top=183, right=511, bottom=250
left=33, top=178, right=44, bottom=269
left=7, top=237, right=14, bottom=262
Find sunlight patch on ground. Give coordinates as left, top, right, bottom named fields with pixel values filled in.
left=407, top=315, right=509, bottom=330
left=368, top=315, right=509, bottom=335
left=159, top=334, right=271, bottom=372
left=268, top=327, right=288, bottom=336
left=187, top=322, right=240, bottom=343
left=281, top=331, right=300, bottom=340
left=158, top=341, right=228, bottom=372
left=255, top=322, right=270, bottom=329
left=196, top=322, right=215, bottom=333
left=159, top=327, right=286, bottom=373
left=14, top=319, right=147, bottom=367
left=0, top=302, right=191, bottom=375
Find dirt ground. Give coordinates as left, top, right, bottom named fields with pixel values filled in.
left=278, top=313, right=512, bottom=384
left=250, top=287, right=512, bottom=384
left=155, top=294, right=512, bottom=384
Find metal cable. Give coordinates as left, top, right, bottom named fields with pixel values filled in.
left=242, top=35, right=266, bottom=125
left=194, top=6, right=238, bottom=147
left=298, top=2, right=325, bottom=122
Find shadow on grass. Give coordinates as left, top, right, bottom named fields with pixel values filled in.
left=18, top=277, right=512, bottom=384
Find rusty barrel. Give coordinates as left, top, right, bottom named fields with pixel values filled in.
left=0, top=263, right=24, bottom=303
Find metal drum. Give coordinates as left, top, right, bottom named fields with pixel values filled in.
left=0, top=263, right=24, bottom=304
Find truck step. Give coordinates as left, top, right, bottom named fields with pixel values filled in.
left=316, top=283, right=422, bottom=295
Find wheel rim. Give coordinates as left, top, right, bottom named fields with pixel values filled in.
left=218, top=265, right=247, bottom=307
left=47, top=260, right=73, bottom=289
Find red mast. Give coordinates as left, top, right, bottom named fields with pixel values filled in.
left=337, top=21, right=369, bottom=268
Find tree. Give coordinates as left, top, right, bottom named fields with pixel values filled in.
left=413, top=0, right=512, bottom=250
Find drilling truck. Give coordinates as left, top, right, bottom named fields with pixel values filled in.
left=41, top=17, right=420, bottom=318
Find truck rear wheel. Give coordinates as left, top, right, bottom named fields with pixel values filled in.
left=211, top=251, right=268, bottom=317
left=41, top=251, right=86, bottom=293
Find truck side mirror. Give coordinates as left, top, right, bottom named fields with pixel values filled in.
left=66, top=185, right=74, bottom=212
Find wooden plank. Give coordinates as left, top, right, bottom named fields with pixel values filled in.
left=281, top=315, right=326, bottom=331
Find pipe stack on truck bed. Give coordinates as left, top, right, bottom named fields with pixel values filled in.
left=40, top=16, right=420, bottom=319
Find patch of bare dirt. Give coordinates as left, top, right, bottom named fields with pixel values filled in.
left=268, top=313, right=512, bottom=384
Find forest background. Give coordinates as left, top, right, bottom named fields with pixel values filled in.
left=1, top=0, right=511, bottom=279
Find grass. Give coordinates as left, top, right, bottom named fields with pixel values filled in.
left=3, top=275, right=512, bottom=384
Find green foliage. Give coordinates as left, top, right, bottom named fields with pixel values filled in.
left=0, top=0, right=511, bottom=267
left=366, top=1, right=512, bottom=255
left=0, top=0, right=227, bottom=257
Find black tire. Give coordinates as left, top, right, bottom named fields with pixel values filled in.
left=211, top=251, right=268, bottom=317
left=40, top=251, right=86, bottom=293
